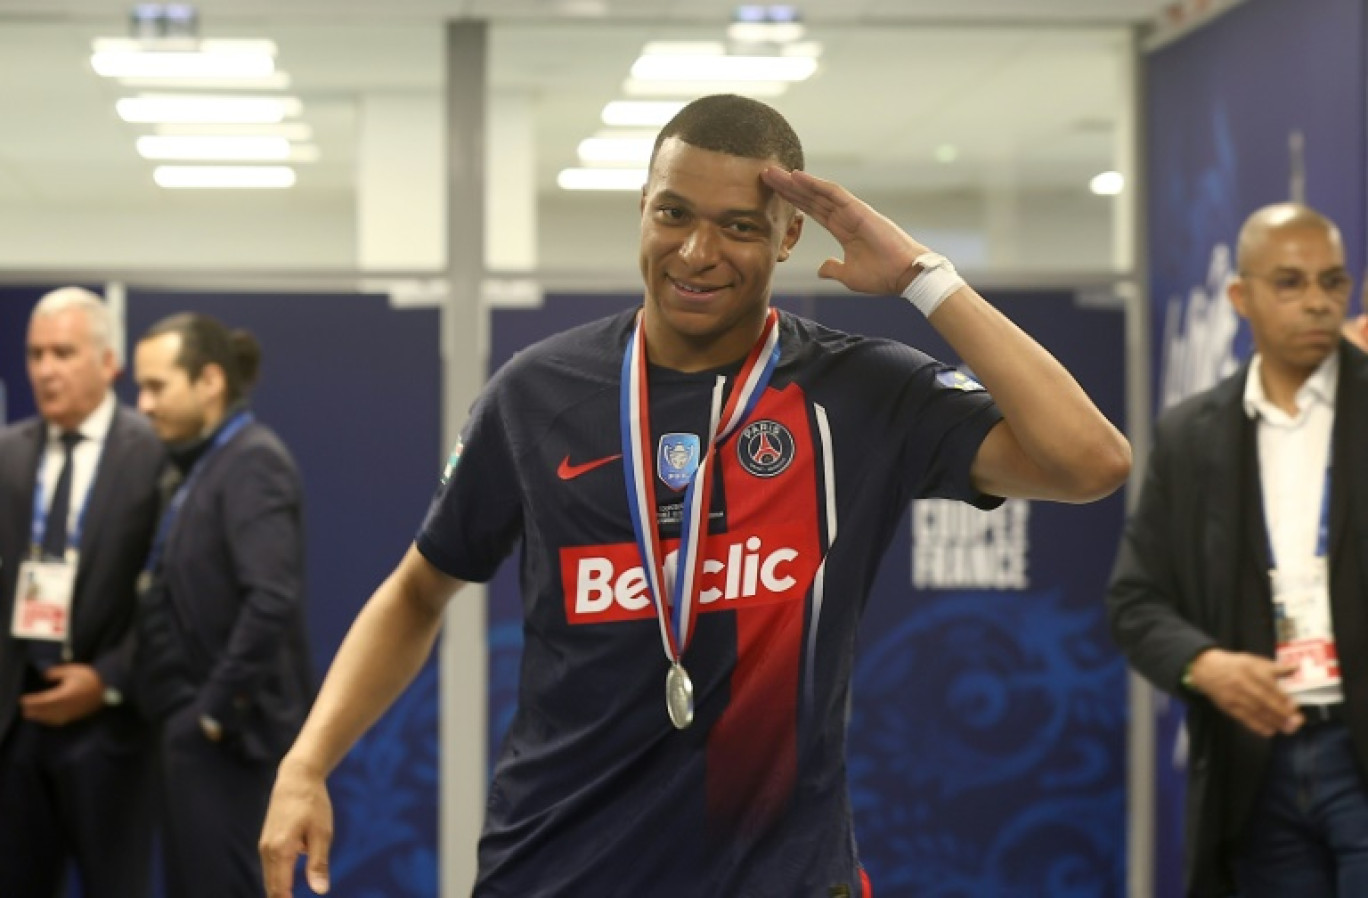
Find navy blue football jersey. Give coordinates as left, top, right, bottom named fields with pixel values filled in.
left=418, top=307, right=1003, bottom=897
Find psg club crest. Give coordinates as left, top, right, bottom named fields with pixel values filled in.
left=658, top=433, right=701, bottom=491
left=736, top=420, right=795, bottom=478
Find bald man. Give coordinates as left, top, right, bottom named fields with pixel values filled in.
left=1108, top=204, right=1368, bottom=896
left=0, top=288, right=164, bottom=897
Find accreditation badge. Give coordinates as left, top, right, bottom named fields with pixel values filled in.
left=1271, top=556, right=1340, bottom=693
left=10, top=558, right=75, bottom=641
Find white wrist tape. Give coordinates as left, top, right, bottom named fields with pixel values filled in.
left=900, top=252, right=966, bottom=318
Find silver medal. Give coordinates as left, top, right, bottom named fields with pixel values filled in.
left=665, top=662, right=694, bottom=730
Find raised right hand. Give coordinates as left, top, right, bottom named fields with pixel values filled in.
left=1187, top=648, right=1303, bottom=737
left=260, top=757, right=335, bottom=896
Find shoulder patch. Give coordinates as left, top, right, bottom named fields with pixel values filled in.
left=936, top=368, right=985, bottom=392
left=441, top=437, right=464, bottom=484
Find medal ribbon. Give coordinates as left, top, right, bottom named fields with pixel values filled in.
left=620, top=308, right=781, bottom=665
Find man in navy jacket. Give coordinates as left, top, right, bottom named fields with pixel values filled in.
left=133, top=311, right=313, bottom=898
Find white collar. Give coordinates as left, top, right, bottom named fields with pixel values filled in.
left=46, top=391, right=117, bottom=444
left=1242, top=350, right=1338, bottom=420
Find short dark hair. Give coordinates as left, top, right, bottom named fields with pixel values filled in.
left=143, top=312, right=262, bottom=404
left=649, top=94, right=804, bottom=173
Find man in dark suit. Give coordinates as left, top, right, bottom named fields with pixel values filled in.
left=131, top=312, right=312, bottom=898
left=0, top=286, right=163, bottom=897
left=1109, top=203, right=1368, bottom=896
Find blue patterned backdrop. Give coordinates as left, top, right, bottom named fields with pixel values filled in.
left=823, top=292, right=1127, bottom=897
left=488, top=290, right=1128, bottom=897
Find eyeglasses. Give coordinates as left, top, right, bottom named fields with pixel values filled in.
left=1240, top=268, right=1355, bottom=303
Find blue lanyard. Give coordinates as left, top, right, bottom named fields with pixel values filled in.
left=30, top=434, right=96, bottom=556
left=1264, top=466, right=1331, bottom=568
left=143, top=411, right=252, bottom=575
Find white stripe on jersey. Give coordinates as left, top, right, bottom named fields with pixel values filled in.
left=805, top=403, right=837, bottom=709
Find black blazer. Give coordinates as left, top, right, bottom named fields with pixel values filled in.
left=136, top=416, right=313, bottom=763
left=0, top=404, right=163, bottom=747
left=1107, top=341, right=1368, bottom=896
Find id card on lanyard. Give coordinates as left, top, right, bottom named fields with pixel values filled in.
left=10, top=446, right=94, bottom=644
left=11, top=558, right=76, bottom=641
left=1270, top=467, right=1339, bottom=693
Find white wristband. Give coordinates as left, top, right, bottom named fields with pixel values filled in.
left=900, top=251, right=965, bottom=318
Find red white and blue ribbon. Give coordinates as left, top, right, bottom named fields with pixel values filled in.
left=619, top=308, right=782, bottom=667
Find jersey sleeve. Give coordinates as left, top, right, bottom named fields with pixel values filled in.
left=416, top=376, right=524, bottom=582
left=895, top=356, right=1004, bottom=510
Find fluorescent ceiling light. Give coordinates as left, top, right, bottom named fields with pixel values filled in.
left=557, top=168, right=647, bottom=191
left=153, top=165, right=297, bottom=189
left=153, top=122, right=314, bottom=140
left=727, top=22, right=805, bottom=43
left=602, top=101, right=686, bottom=127
left=137, top=134, right=292, bottom=161
left=117, top=72, right=292, bottom=90
left=93, top=50, right=275, bottom=79
left=578, top=137, right=655, bottom=165
left=91, top=40, right=278, bottom=80
left=622, top=78, right=789, bottom=99
left=1090, top=171, right=1125, bottom=195
left=631, top=54, right=817, bottom=82
left=117, top=95, right=302, bottom=124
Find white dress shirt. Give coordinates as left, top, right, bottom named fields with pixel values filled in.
left=1243, top=351, right=1341, bottom=703
left=38, top=391, right=116, bottom=551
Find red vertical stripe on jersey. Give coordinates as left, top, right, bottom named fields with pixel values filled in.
left=705, top=384, right=819, bottom=829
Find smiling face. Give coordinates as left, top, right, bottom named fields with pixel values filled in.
left=638, top=138, right=803, bottom=372
left=1230, top=219, right=1350, bottom=384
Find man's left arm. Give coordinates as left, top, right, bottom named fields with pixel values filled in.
left=761, top=166, right=1131, bottom=502
left=201, top=443, right=306, bottom=737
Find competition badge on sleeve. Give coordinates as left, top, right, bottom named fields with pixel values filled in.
left=935, top=367, right=985, bottom=392
left=441, top=436, right=464, bottom=485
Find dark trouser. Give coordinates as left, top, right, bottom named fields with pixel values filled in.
left=1234, top=719, right=1368, bottom=896
left=157, top=704, right=275, bottom=898
left=0, top=710, right=155, bottom=898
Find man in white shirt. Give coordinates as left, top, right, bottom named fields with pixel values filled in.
left=0, top=287, right=164, bottom=897
left=1108, top=204, right=1368, bottom=896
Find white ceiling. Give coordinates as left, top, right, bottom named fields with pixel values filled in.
left=0, top=0, right=1177, bottom=241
